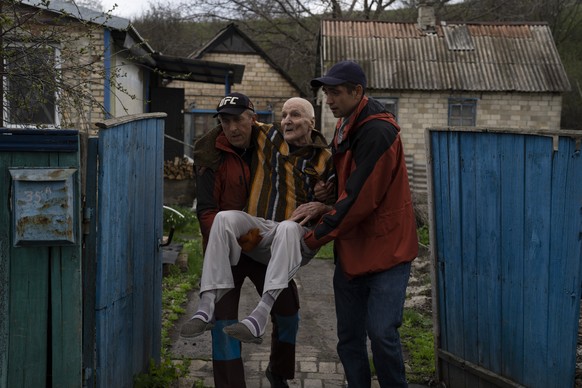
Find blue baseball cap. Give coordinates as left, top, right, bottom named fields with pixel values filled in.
left=311, top=61, right=367, bottom=89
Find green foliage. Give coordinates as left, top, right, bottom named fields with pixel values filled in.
left=137, top=206, right=205, bottom=387
left=315, top=242, right=334, bottom=260
left=400, top=308, right=436, bottom=384
left=161, top=273, right=197, bottom=349
left=417, top=225, right=430, bottom=246
left=367, top=308, right=435, bottom=383
left=160, top=208, right=203, bottom=351
left=134, top=358, right=191, bottom=388
left=163, top=206, right=200, bottom=239
left=183, top=239, right=204, bottom=274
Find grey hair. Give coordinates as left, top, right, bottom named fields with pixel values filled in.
left=244, top=109, right=256, bottom=119
left=285, top=97, right=315, bottom=120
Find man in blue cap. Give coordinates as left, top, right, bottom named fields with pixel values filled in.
left=291, top=61, right=419, bottom=387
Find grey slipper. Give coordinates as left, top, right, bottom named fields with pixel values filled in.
left=223, top=322, right=263, bottom=344
left=180, top=318, right=214, bottom=338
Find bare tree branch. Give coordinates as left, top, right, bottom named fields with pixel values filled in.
left=0, top=1, right=143, bottom=129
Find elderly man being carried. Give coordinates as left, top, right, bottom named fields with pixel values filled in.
left=185, top=97, right=335, bottom=345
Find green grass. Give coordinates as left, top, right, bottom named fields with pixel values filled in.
left=417, top=224, right=430, bottom=246
left=315, top=241, right=334, bottom=259
left=160, top=206, right=204, bottom=352
left=135, top=206, right=204, bottom=387
left=134, top=358, right=191, bottom=388
left=401, top=308, right=436, bottom=384
left=163, top=205, right=200, bottom=241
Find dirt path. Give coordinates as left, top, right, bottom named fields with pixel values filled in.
left=169, top=255, right=432, bottom=387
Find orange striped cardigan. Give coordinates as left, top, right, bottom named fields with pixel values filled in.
left=247, top=123, right=335, bottom=222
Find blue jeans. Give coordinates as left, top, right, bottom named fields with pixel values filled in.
left=333, top=261, right=411, bottom=388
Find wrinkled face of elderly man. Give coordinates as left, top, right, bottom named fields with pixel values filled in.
left=280, top=97, right=315, bottom=146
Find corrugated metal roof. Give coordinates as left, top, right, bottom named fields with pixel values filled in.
left=320, top=19, right=571, bottom=92
left=21, top=0, right=132, bottom=32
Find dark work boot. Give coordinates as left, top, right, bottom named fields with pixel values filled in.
left=265, top=365, right=289, bottom=388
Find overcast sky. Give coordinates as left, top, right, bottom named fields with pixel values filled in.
left=99, top=0, right=462, bottom=20
left=100, top=0, right=182, bottom=19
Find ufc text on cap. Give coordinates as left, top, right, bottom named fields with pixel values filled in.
left=215, top=92, right=255, bottom=115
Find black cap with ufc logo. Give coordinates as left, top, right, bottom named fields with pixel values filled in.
left=214, top=92, right=255, bottom=117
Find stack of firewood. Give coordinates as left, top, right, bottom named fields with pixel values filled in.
left=164, top=157, right=194, bottom=180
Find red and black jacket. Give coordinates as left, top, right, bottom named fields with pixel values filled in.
left=304, top=96, right=418, bottom=278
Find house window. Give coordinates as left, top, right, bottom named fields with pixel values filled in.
left=4, top=45, right=59, bottom=127
left=377, top=97, right=398, bottom=119
left=448, top=98, right=477, bottom=126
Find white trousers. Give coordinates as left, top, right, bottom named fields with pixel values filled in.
left=200, top=210, right=312, bottom=298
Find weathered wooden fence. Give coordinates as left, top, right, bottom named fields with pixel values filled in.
left=426, top=127, right=582, bottom=388
left=84, top=113, right=165, bottom=388
left=0, top=113, right=165, bottom=388
left=0, top=129, right=82, bottom=388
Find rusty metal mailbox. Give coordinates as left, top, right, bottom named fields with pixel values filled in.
left=9, top=167, right=78, bottom=246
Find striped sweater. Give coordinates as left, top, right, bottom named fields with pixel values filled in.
left=247, top=123, right=334, bottom=222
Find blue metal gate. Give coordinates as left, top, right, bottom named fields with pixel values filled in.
left=427, top=127, right=582, bottom=388
left=84, top=113, right=165, bottom=388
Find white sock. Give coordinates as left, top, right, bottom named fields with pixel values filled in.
left=240, top=290, right=280, bottom=337
left=191, top=290, right=216, bottom=323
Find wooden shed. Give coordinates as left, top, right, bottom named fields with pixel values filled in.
left=426, top=126, right=582, bottom=387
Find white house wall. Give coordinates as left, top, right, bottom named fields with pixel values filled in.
left=112, top=55, right=146, bottom=117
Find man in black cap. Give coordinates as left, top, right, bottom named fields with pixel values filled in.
left=182, top=92, right=298, bottom=387
left=290, top=61, right=419, bottom=387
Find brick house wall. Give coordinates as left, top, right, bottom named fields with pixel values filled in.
left=168, top=53, right=300, bottom=129
left=318, top=91, right=563, bottom=193
left=17, top=18, right=110, bottom=133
